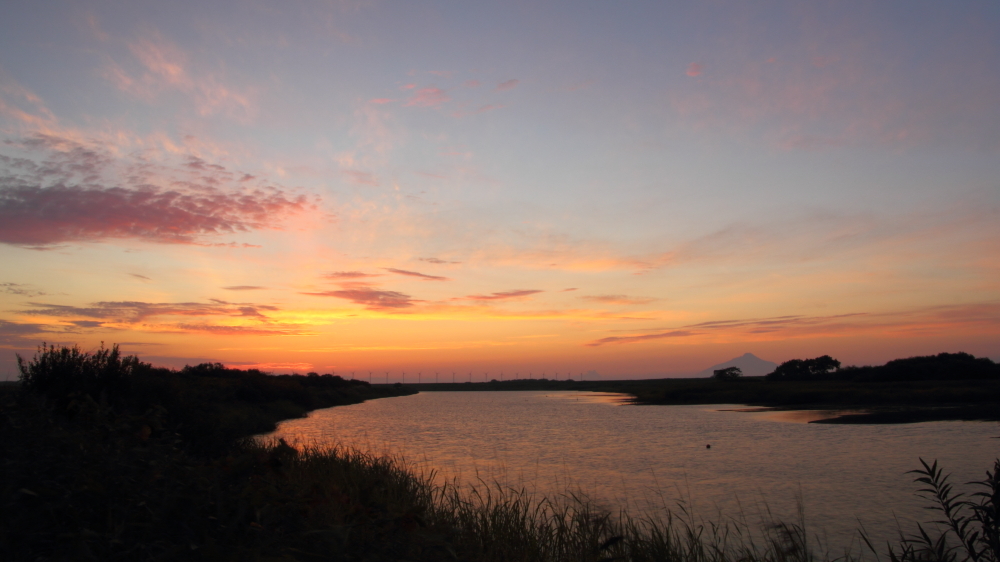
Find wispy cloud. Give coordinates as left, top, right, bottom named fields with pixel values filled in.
left=1, top=282, right=46, bottom=297
left=584, top=304, right=1000, bottom=347
left=419, top=257, right=461, bottom=265
left=0, top=134, right=312, bottom=247
left=459, top=289, right=543, bottom=301
left=495, top=79, right=519, bottom=91
left=222, top=285, right=266, bottom=291
left=405, top=87, right=450, bottom=107
left=686, top=62, right=703, bottom=77
left=323, top=271, right=381, bottom=280
left=22, top=300, right=279, bottom=324
left=385, top=268, right=450, bottom=281
left=581, top=295, right=656, bottom=305
left=105, top=32, right=255, bottom=120
left=301, top=287, right=415, bottom=310
left=585, top=330, right=694, bottom=347
left=130, top=274, right=151, bottom=281
left=342, top=169, right=379, bottom=186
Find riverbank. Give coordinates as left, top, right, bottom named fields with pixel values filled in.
left=404, top=376, right=1000, bottom=423
left=3, top=345, right=998, bottom=560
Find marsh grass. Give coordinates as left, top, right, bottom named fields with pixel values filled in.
left=4, top=344, right=999, bottom=561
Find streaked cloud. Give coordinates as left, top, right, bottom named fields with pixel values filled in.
left=105, top=32, right=255, bottom=119
left=459, top=290, right=543, bottom=302
left=222, top=285, right=266, bottom=291
left=585, top=330, right=695, bottom=347
left=0, top=134, right=311, bottom=246
left=1, top=283, right=46, bottom=297
left=342, top=169, right=379, bottom=186
left=405, top=87, right=450, bottom=107
left=22, top=300, right=279, bottom=324
left=585, top=304, right=1000, bottom=347
left=301, top=287, right=415, bottom=310
left=385, top=268, right=450, bottom=281
left=323, top=271, right=381, bottom=280
left=495, top=79, right=519, bottom=91
left=582, top=295, right=656, bottom=306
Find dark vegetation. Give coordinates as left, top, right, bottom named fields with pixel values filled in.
left=15, top=343, right=414, bottom=453
left=411, top=352, right=1000, bottom=424
left=3, top=343, right=999, bottom=561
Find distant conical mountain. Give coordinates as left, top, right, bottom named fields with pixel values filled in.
left=695, top=353, right=777, bottom=378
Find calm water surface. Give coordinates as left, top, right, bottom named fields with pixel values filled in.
left=265, top=391, right=1000, bottom=552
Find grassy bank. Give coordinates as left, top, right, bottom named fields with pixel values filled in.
left=406, top=375, right=1000, bottom=423
left=3, top=344, right=999, bottom=561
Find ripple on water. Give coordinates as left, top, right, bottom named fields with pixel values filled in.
left=263, top=390, right=1000, bottom=553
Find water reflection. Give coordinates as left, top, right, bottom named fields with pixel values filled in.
left=264, top=390, right=999, bottom=553
left=722, top=407, right=871, bottom=423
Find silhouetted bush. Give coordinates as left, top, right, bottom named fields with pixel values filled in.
left=766, top=355, right=841, bottom=381
left=713, top=366, right=743, bottom=381
left=17, top=342, right=149, bottom=406
left=840, top=352, right=1000, bottom=382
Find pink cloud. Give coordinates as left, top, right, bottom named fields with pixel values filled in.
left=419, top=257, right=461, bottom=265
left=405, top=87, right=450, bottom=107
left=168, top=324, right=303, bottom=336
left=385, top=268, right=450, bottom=281
left=0, top=134, right=310, bottom=246
left=401, top=83, right=417, bottom=90
left=301, top=287, right=415, bottom=310
left=107, top=34, right=255, bottom=119
left=368, top=98, right=396, bottom=104
left=581, top=295, right=656, bottom=305
left=584, top=330, right=695, bottom=347
left=464, top=79, right=481, bottom=88
left=21, top=300, right=285, bottom=333
left=686, top=62, right=703, bottom=77
left=495, top=79, right=519, bottom=91
left=0, top=184, right=307, bottom=246
left=323, top=271, right=381, bottom=280
left=342, top=169, right=379, bottom=186
left=459, top=289, right=542, bottom=301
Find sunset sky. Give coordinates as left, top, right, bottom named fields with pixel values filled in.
left=1, top=1, right=998, bottom=380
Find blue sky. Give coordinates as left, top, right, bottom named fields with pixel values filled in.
left=1, top=1, right=997, bottom=379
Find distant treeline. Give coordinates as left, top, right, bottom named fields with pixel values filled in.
left=764, top=352, right=999, bottom=382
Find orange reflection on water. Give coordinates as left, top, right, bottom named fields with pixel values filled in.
left=719, top=407, right=870, bottom=423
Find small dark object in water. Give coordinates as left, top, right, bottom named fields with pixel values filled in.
left=706, top=444, right=711, bottom=449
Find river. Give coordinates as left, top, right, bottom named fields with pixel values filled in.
left=263, top=390, right=1000, bottom=554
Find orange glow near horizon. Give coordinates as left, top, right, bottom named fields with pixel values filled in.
left=1, top=2, right=999, bottom=379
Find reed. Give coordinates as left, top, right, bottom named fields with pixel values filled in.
left=3, top=344, right=998, bottom=561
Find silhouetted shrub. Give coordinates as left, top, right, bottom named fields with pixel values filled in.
left=841, top=352, right=1000, bottom=382
left=17, top=343, right=148, bottom=405
left=766, top=355, right=841, bottom=381
left=713, top=367, right=743, bottom=381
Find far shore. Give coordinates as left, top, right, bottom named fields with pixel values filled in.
left=396, top=377, right=1000, bottom=424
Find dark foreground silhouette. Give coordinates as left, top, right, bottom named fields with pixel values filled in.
left=2, top=344, right=998, bottom=561
left=407, top=352, right=1000, bottom=423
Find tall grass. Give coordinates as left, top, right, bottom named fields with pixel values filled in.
left=4, top=343, right=998, bottom=561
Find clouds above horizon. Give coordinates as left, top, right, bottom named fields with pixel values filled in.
left=584, top=304, right=1000, bottom=348
left=302, top=287, right=416, bottom=310
left=0, top=134, right=312, bottom=247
